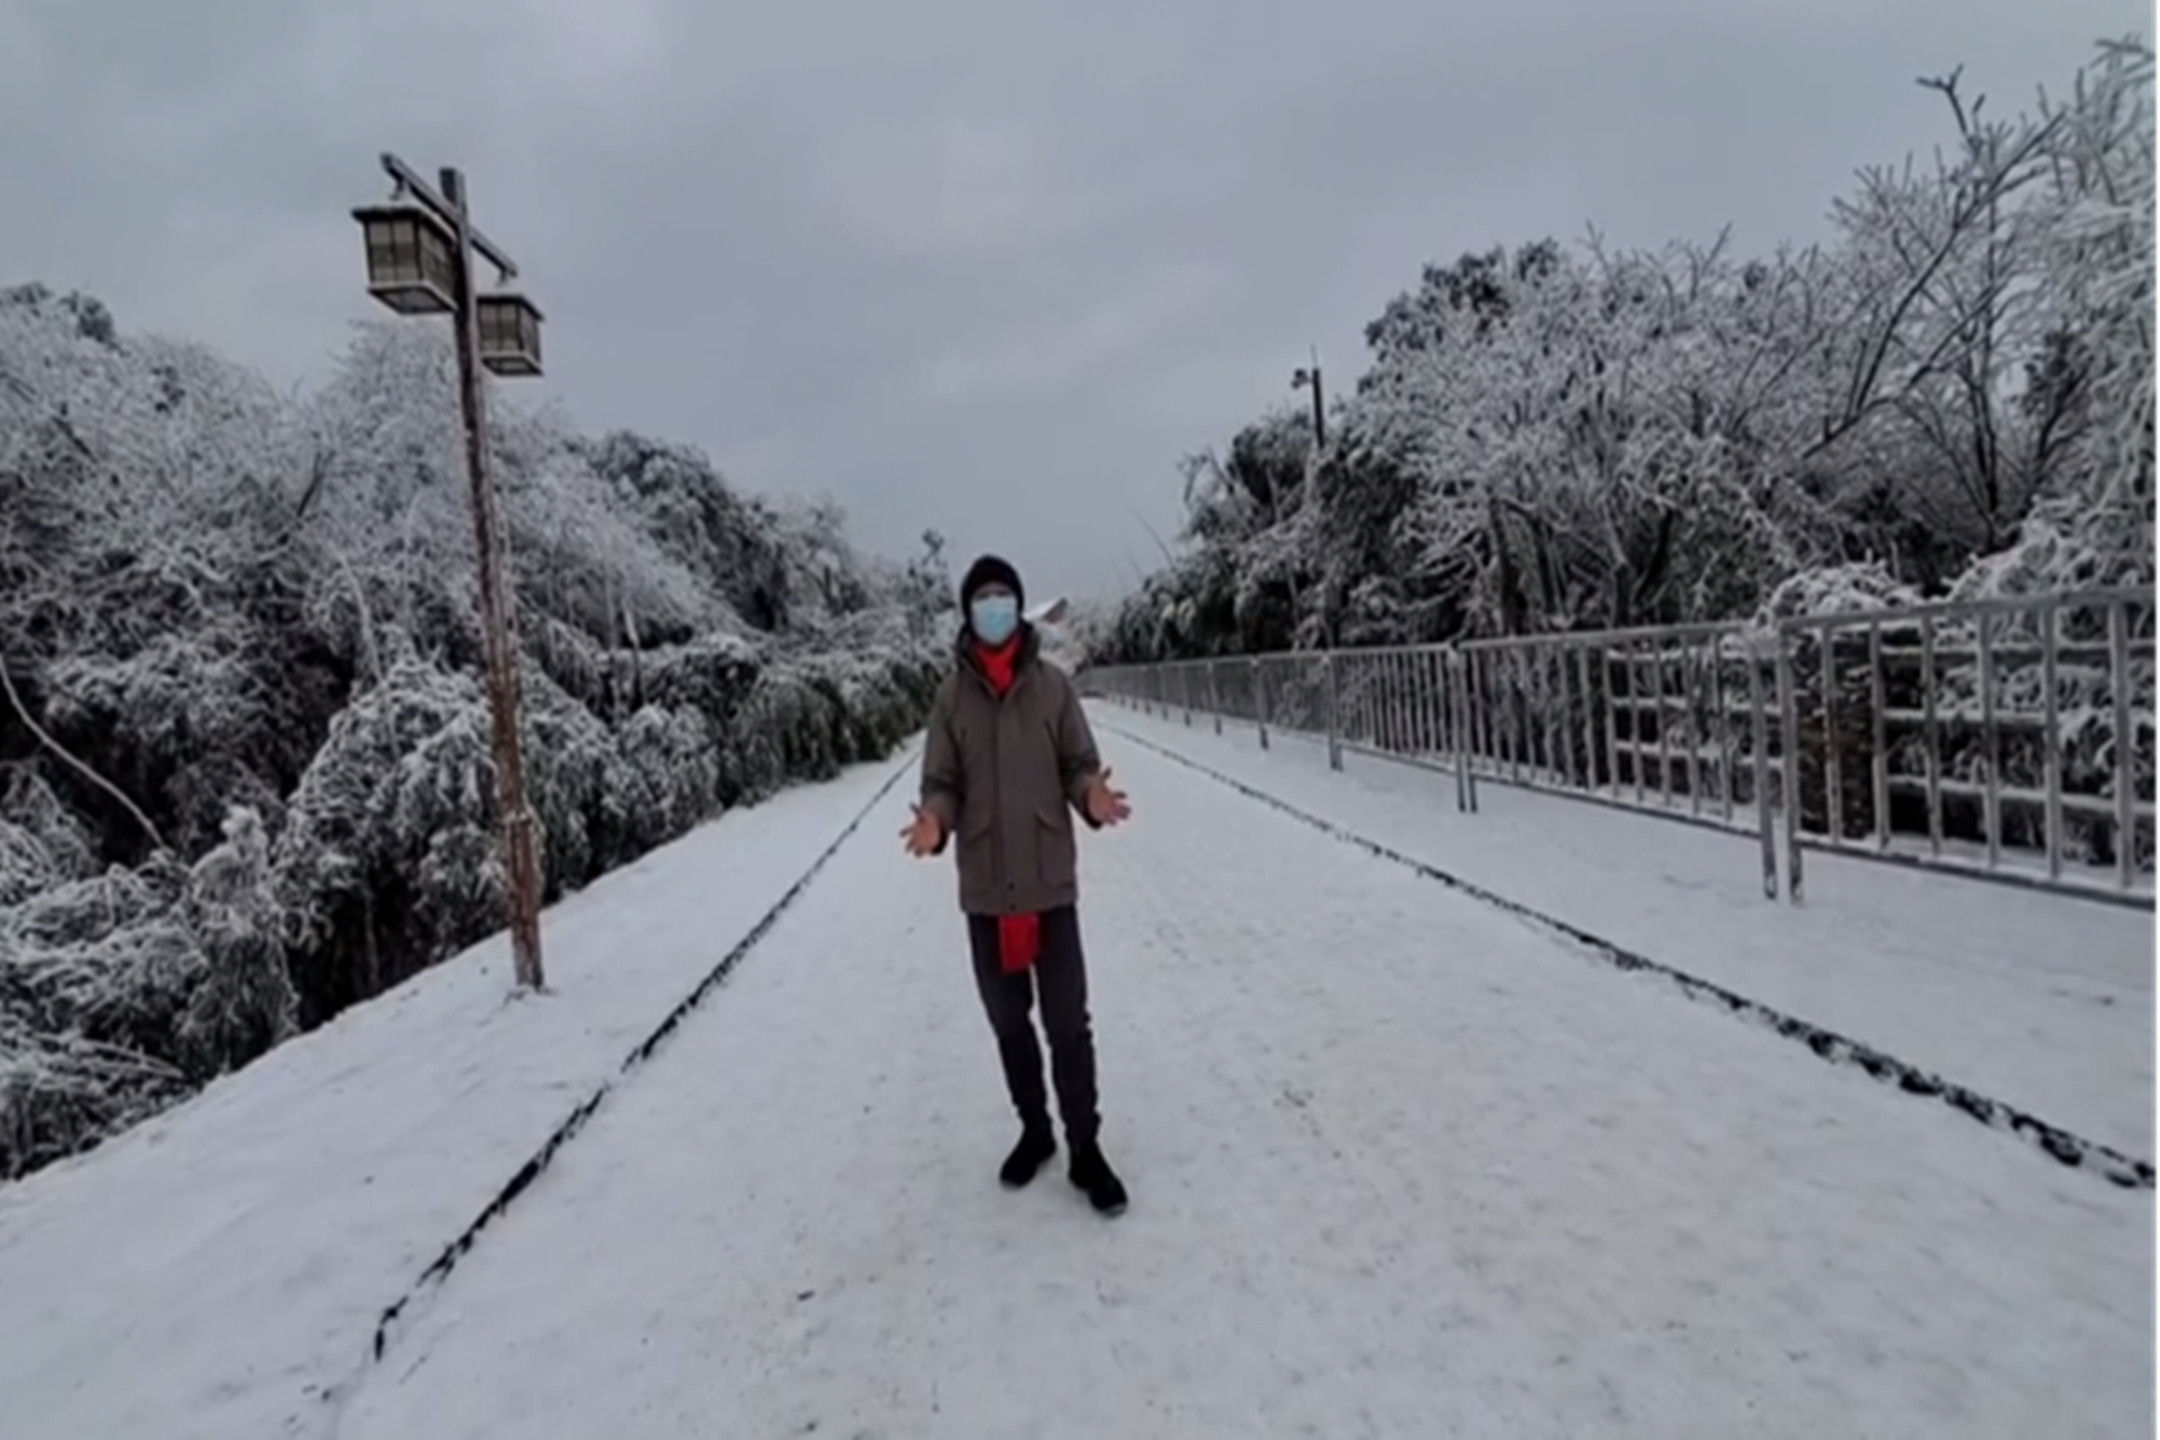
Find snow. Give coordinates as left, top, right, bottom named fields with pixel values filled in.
left=1100, top=704, right=2154, bottom=1163
left=0, top=753, right=908, bottom=1440
left=1, top=706, right=2149, bottom=1439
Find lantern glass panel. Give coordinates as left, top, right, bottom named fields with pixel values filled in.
left=364, top=215, right=420, bottom=287
left=419, top=223, right=455, bottom=293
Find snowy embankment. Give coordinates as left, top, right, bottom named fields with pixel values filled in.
left=1097, top=704, right=2155, bottom=1167
left=0, top=753, right=909, bottom=1440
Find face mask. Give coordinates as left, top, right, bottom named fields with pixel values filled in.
left=970, top=594, right=1020, bottom=646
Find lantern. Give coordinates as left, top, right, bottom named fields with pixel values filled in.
left=352, top=201, right=458, bottom=315
left=477, top=292, right=544, bottom=377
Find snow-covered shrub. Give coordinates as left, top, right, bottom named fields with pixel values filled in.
left=639, top=631, right=765, bottom=742
left=584, top=430, right=799, bottom=632
left=0, top=770, right=98, bottom=907
left=1948, top=513, right=2134, bottom=603
left=273, top=660, right=494, bottom=1016
left=1749, top=561, right=1922, bottom=629
left=0, top=808, right=293, bottom=1174
left=826, top=647, right=942, bottom=760
left=609, top=704, right=724, bottom=857
left=37, top=633, right=256, bottom=854
left=719, top=641, right=941, bottom=805
left=0, top=853, right=192, bottom=1177
left=176, top=806, right=297, bottom=1075
left=725, top=664, right=842, bottom=803
left=516, top=668, right=623, bottom=894
left=0, top=1012, right=189, bottom=1181
left=2, top=857, right=193, bottom=1047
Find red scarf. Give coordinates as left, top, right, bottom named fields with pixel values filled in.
left=976, top=638, right=1039, bottom=974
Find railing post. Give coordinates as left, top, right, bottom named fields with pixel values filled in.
left=1600, top=645, right=1622, bottom=800
left=1819, top=621, right=1842, bottom=844
left=1921, top=616, right=1943, bottom=857
left=1748, top=636, right=1779, bottom=901
left=1210, top=660, right=1223, bottom=735
left=1868, top=623, right=1889, bottom=851
left=1977, top=612, right=1998, bottom=870
left=1777, top=632, right=1805, bottom=905
left=1463, top=653, right=1480, bottom=813
left=1452, top=651, right=1478, bottom=813
left=1449, top=651, right=1468, bottom=812
left=2041, top=600, right=2064, bottom=882
left=1253, top=657, right=1270, bottom=750
left=1325, top=652, right=1343, bottom=772
left=1628, top=642, right=1646, bottom=806
left=1574, top=645, right=1596, bottom=794
left=1422, top=649, right=1443, bottom=761
left=1182, top=664, right=1193, bottom=727
left=2111, top=599, right=2136, bottom=891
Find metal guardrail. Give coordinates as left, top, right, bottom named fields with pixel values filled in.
left=1080, top=588, right=2156, bottom=909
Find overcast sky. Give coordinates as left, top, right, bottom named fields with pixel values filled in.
left=1, top=0, right=2145, bottom=602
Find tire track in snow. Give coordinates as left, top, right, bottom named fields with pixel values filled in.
left=1100, top=720, right=2155, bottom=1193
left=325, top=749, right=920, bottom=1419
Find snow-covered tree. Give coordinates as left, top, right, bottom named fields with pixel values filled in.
left=1091, top=39, right=2154, bottom=665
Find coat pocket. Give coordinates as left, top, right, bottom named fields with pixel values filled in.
left=956, top=804, right=997, bottom=880
left=1034, top=801, right=1077, bottom=888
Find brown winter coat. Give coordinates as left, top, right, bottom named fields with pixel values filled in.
left=918, top=626, right=1102, bottom=917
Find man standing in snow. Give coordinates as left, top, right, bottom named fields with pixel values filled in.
left=902, top=555, right=1133, bottom=1216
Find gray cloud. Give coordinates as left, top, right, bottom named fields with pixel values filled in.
left=1, top=0, right=2144, bottom=599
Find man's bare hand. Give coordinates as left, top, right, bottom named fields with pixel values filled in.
left=1083, top=769, right=1131, bottom=828
left=901, top=805, right=944, bottom=857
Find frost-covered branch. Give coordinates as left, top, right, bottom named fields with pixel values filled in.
left=0, top=651, right=165, bottom=853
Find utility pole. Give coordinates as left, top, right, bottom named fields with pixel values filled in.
left=1291, top=346, right=1326, bottom=450
left=1290, top=347, right=1328, bottom=646
left=353, top=155, right=549, bottom=992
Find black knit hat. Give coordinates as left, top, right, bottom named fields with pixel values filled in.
left=959, top=554, right=1024, bottom=611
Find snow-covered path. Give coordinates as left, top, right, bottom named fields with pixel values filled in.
left=1093, top=704, right=2154, bottom=1161
left=0, top=756, right=912, bottom=1440
left=339, top=732, right=2151, bottom=1440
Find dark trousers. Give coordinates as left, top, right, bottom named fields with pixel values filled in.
left=967, top=905, right=1099, bottom=1148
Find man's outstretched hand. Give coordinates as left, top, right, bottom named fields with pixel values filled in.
left=901, top=805, right=943, bottom=857
left=1083, top=768, right=1132, bottom=828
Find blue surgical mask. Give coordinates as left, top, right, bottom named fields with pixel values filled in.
left=970, top=594, right=1020, bottom=646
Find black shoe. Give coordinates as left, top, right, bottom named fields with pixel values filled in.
left=999, top=1128, right=1057, bottom=1189
left=1068, top=1142, right=1128, bottom=1216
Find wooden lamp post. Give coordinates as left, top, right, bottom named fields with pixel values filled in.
left=352, top=154, right=548, bottom=992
